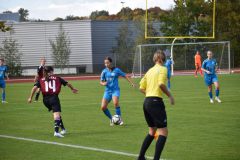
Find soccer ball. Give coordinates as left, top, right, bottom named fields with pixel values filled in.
left=112, top=115, right=121, bottom=125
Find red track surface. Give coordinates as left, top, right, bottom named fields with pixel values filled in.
left=6, top=76, right=100, bottom=83
left=5, top=69, right=239, bottom=84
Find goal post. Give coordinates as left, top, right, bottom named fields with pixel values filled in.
left=132, top=41, right=231, bottom=77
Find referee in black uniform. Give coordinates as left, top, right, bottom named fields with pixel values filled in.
left=138, top=50, right=175, bottom=160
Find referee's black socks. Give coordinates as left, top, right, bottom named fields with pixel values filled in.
left=138, top=134, right=154, bottom=159
left=154, top=135, right=167, bottom=160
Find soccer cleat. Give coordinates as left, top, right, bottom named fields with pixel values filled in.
left=119, top=118, right=124, bottom=126
left=54, top=132, right=64, bottom=138
left=215, top=97, right=222, bottom=103
left=2, top=101, right=8, bottom=104
left=210, top=99, right=214, bottom=104
left=110, top=119, right=114, bottom=126
left=60, top=129, right=67, bottom=135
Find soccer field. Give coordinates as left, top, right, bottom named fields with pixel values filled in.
left=0, top=74, right=239, bottom=160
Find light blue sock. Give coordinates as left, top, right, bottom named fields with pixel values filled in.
left=2, top=89, right=5, bottom=101
left=208, top=92, right=213, bottom=99
left=168, top=80, right=171, bottom=89
left=103, top=109, right=112, bottom=120
left=115, top=106, right=121, bottom=116
left=216, top=89, right=219, bottom=97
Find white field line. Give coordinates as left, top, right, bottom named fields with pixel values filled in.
left=0, top=134, right=158, bottom=159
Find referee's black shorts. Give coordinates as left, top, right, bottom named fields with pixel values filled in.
left=43, top=95, right=61, bottom=112
left=143, top=97, right=167, bottom=128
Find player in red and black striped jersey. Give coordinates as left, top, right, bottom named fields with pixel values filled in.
left=34, top=58, right=46, bottom=102
left=28, top=66, right=78, bottom=138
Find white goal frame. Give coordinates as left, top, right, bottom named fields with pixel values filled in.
left=133, top=41, right=231, bottom=77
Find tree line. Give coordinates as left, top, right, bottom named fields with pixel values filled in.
left=0, top=0, right=239, bottom=75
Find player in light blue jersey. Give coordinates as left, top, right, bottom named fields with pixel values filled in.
left=0, top=59, right=9, bottom=103
left=201, top=51, right=221, bottom=103
left=100, top=57, right=135, bottom=126
left=165, top=58, right=173, bottom=90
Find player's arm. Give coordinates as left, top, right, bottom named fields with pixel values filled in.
left=60, top=78, right=78, bottom=93
left=159, top=69, right=174, bottom=105
left=118, top=68, right=135, bottom=87
left=139, top=75, right=146, bottom=95
left=124, top=76, right=135, bottom=87
left=201, top=62, right=211, bottom=74
left=28, top=86, right=38, bottom=103
left=5, top=72, right=9, bottom=80
left=100, top=71, right=107, bottom=86
left=100, top=81, right=107, bottom=86
left=34, top=74, right=39, bottom=82
left=4, top=67, right=9, bottom=80
left=215, top=61, right=219, bottom=72
left=66, top=83, right=78, bottom=93
left=160, top=84, right=174, bottom=105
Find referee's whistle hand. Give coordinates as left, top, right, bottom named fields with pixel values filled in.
left=169, top=96, right=175, bottom=105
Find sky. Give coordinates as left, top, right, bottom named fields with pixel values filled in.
left=0, top=0, right=175, bottom=20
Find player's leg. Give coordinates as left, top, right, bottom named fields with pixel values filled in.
left=213, top=78, right=221, bottom=103
left=59, top=115, right=66, bottom=134
left=195, top=64, right=198, bottom=77
left=34, top=88, right=41, bottom=102
left=208, top=85, right=214, bottom=103
left=138, top=98, right=155, bottom=160
left=45, top=95, right=64, bottom=137
left=199, top=64, right=203, bottom=76
left=167, top=77, right=171, bottom=90
left=101, top=92, right=113, bottom=125
left=1, top=81, right=7, bottom=103
left=53, top=112, right=64, bottom=138
left=153, top=128, right=168, bottom=160
left=138, top=127, right=156, bottom=160
left=113, top=90, right=124, bottom=125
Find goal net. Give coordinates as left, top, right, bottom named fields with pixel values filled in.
left=132, top=41, right=230, bottom=77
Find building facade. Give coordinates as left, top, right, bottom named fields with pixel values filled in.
left=0, top=20, right=137, bottom=75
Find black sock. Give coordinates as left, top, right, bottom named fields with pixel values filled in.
left=35, top=92, right=40, bottom=101
left=153, top=135, right=167, bottom=160
left=60, top=117, right=65, bottom=130
left=54, top=120, right=61, bottom=133
left=138, top=134, right=154, bottom=159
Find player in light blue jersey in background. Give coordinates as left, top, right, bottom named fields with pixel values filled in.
left=0, top=58, right=9, bottom=103
left=100, top=57, right=135, bottom=126
left=165, top=57, right=173, bottom=90
left=201, top=51, right=221, bottom=104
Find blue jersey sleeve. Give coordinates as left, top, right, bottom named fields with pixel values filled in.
left=202, top=60, right=207, bottom=69
left=100, top=70, right=106, bottom=81
left=116, top=68, right=126, bottom=77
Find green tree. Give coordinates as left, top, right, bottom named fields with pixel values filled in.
left=54, top=17, right=64, bottom=21
left=49, top=24, right=71, bottom=71
left=0, top=22, right=11, bottom=32
left=215, top=0, right=240, bottom=67
left=112, top=22, right=135, bottom=72
left=18, top=8, right=29, bottom=21
left=0, top=38, right=22, bottom=76
left=159, top=0, right=213, bottom=38
left=117, top=7, right=133, bottom=20
left=90, top=10, right=109, bottom=20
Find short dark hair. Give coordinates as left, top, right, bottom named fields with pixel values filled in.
left=44, top=66, right=54, bottom=73
left=44, top=66, right=54, bottom=81
left=105, top=57, right=112, bottom=63
left=0, top=58, right=4, bottom=62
